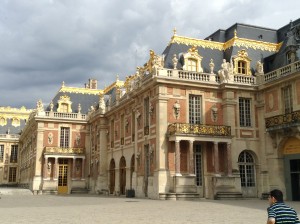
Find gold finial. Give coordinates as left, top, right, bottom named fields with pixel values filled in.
left=173, top=27, right=177, bottom=36
left=234, top=29, right=237, bottom=38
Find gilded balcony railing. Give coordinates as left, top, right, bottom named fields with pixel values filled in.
left=44, top=147, right=85, bottom=154
left=265, top=110, right=300, bottom=129
left=168, top=123, right=231, bottom=136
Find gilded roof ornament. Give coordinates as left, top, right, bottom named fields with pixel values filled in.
left=173, top=27, right=177, bottom=36
left=169, top=34, right=281, bottom=52
left=59, top=86, right=103, bottom=95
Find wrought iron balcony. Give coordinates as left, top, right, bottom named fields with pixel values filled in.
left=265, top=110, right=300, bottom=131
left=44, top=147, right=85, bottom=155
left=168, top=123, right=231, bottom=136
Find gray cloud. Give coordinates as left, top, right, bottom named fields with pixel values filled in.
left=0, top=0, right=299, bottom=108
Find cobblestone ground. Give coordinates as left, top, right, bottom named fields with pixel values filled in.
left=0, top=194, right=300, bottom=224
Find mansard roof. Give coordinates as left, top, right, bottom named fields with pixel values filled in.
left=0, top=107, right=31, bottom=135
left=46, top=84, right=101, bottom=114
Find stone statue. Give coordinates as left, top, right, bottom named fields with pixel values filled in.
left=99, top=94, right=106, bottom=114
left=218, top=59, right=234, bottom=83
left=255, top=61, right=264, bottom=75
left=48, top=132, right=53, bottom=144
left=36, top=99, right=44, bottom=112
left=172, top=54, right=178, bottom=69
left=209, top=59, right=215, bottom=74
left=49, top=101, right=54, bottom=112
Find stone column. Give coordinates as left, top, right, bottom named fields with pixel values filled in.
left=214, top=142, right=219, bottom=175
left=189, top=140, right=194, bottom=175
left=227, top=143, right=232, bottom=176
left=175, top=140, right=181, bottom=176
left=44, top=156, right=48, bottom=179
left=82, top=158, right=85, bottom=179
left=72, top=158, right=76, bottom=179
left=54, top=157, right=58, bottom=179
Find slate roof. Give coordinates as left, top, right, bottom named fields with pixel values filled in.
left=0, top=119, right=26, bottom=135
left=46, top=86, right=101, bottom=114
left=162, top=19, right=300, bottom=75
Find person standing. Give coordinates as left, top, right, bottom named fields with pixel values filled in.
left=267, top=189, right=300, bottom=224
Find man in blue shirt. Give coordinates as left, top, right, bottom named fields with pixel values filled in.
left=267, top=189, right=300, bottom=224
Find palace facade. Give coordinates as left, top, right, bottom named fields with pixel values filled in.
left=2, top=19, right=300, bottom=200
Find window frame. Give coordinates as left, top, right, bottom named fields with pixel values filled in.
left=189, top=95, right=202, bottom=124
left=239, top=98, right=252, bottom=127
left=238, top=151, right=256, bottom=187
left=60, top=127, right=70, bottom=148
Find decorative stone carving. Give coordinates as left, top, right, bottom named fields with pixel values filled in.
left=48, top=132, right=53, bottom=145
left=211, top=104, right=218, bottom=122
left=76, top=134, right=81, bottom=146
left=173, top=100, right=181, bottom=119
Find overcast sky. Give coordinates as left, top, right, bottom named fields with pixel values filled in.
left=1, top=0, right=299, bottom=109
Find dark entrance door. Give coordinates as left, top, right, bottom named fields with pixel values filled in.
left=290, top=159, right=300, bottom=201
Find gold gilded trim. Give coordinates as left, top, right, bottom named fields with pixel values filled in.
left=0, top=107, right=32, bottom=122
left=170, top=35, right=223, bottom=50
left=103, top=79, right=124, bottom=93
left=60, top=86, right=103, bottom=95
left=44, top=147, right=84, bottom=154
left=170, top=35, right=281, bottom=52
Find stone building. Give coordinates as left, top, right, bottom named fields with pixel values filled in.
left=14, top=19, right=300, bottom=200
left=0, top=106, right=32, bottom=186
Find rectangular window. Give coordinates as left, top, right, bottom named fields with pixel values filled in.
left=60, top=127, right=70, bottom=148
left=0, top=145, right=4, bottom=162
left=282, top=85, right=293, bottom=114
left=10, top=145, right=18, bottom=163
left=189, top=95, right=202, bottom=124
left=239, top=98, right=251, bottom=127
left=238, top=61, right=246, bottom=74
left=132, top=111, right=135, bottom=142
left=194, top=145, right=202, bottom=186
left=187, top=59, right=197, bottom=72
left=111, top=119, right=114, bottom=148
left=9, top=167, right=17, bottom=182
left=144, top=97, right=150, bottom=135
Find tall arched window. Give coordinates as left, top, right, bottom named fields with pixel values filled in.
left=238, top=151, right=255, bottom=187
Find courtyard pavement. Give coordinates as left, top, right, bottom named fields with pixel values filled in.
left=0, top=191, right=300, bottom=224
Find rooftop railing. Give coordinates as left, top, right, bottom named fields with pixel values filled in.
left=263, top=60, right=300, bottom=83
left=43, top=111, right=86, bottom=120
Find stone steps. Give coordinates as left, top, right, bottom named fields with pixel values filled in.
left=159, top=193, right=200, bottom=201
left=0, top=187, right=33, bottom=196
left=215, top=192, right=243, bottom=200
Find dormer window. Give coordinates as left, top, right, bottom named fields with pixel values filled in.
left=182, top=46, right=203, bottom=72
left=57, top=95, right=72, bottom=113
left=238, top=61, right=247, bottom=74
left=233, top=49, right=252, bottom=76
left=187, top=58, right=198, bottom=72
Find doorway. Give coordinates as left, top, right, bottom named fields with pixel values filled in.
left=119, top=157, right=126, bottom=195
left=290, top=159, right=300, bottom=200
left=58, top=159, right=68, bottom=194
